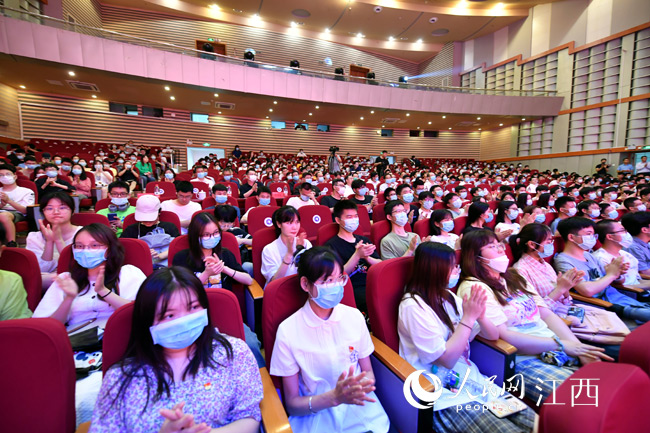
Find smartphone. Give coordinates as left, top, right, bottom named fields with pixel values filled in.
left=567, top=306, right=585, bottom=323
left=107, top=213, right=118, bottom=222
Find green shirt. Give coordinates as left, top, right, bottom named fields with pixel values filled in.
left=0, top=270, right=32, bottom=320
left=136, top=161, right=153, bottom=175
left=97, top=206, right=136, bottom=237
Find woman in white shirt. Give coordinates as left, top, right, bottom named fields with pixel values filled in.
left=26, top=192, right=82, bottom=289
left=428, top=209, right=459, bottom=250
left=261, top=206, right=312, bottom=286
left=270, top=247, right=390, bottom=433
left=398, top=242, right=535, bottom=433
left=494, top=200, right=520, bottom=242
left=93, top=161, right=114, bottom=199
left=33, top=222, right=146, bottom=328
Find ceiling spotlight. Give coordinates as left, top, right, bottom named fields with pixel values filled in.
left=477, top=117, right=481, bottom=120
left=265, top=116, right=269, bottom=118
left=406, top=113, right=410, bottom=117
left=170, top=96, right=175, bottom=100
left=356, top=32, right=364, bottom=38
left=303, top=119, right=306, bottom=122
left=315, top=105, right=320, bottom=109
left=19, top=85, right=26, bottom=89
left=218, top=111, right=222, bottom=114
left=388, top=36, right=395, bottom=42
left=416, top=38, right=423, bottom=43
left=417, top=126, right=420, bottom=129
left=382, top=125, right=385, bottom=128
left=499, top=123, right=504, bottom=126
left=91, top=95, right=97, bottom=98
left=448, top=127, right=452, bottom=130
left=269, top=108, right=273, bottom=112
left=370, top=110, right=375, bottom=114
left=273, top=101, right=278, bottom=104
left=360, top=117, right=364, bottom=120
left=68, top=71, right=75, bottom=76
left=209, top=4, right=220, bottom=9
left=428, top=121, right=432, bottom=125
left=164, top=86, right=170, bottom=91
left=442, top=115, right=446, bottom=119
left=290, top=21, right=297, bottom=28
left=324, top=28, right=330, bottom=34
left=522, top=118, right=526, bottom=121
left=309, top=112, right=313, bottom=116
left=214, top=93, right=219, bottom=97
left=478, top=128, right=482, bottom=131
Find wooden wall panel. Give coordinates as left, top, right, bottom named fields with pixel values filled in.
left=18, top=93, right=481, bottom=168
left=413, top=42, right=454, bottom=87
left=62, top=0, right=102, bottom=31
left=100, top=5, right=419, bottom=83
left=0, top=83, right=21, bottom=140
left=479, top=126, right=512, bottom=160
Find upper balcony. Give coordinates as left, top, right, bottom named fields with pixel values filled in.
left=0, top=6, right=564, bottom=119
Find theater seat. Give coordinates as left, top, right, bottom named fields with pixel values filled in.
left=0, top=247, right=42, bottom=311
left=620, top=321, right=650, bottom=375
left=539, top=363, right=650, bottom=433
left=246, top=206, right=279, bottom=236
left=71, top=213, right=111, bottom=228
left=57, top=238, right=153, bottom=276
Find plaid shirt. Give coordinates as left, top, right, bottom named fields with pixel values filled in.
left=514, top=253, right=571, bottom=314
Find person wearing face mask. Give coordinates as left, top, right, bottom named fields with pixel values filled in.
left=97, top=181, right=136, bottom=237
left=239, top=168, right=263, bottom=199
left=399, top=242, right=535, bottom=432
left=624, top=196, right=647, bottom=213
left=120, top=195, right=179, bottom=269
left=459, top=229, right=612, bottom=404
left=58, top=157, right=74, bottom=176
left=221, top=167, right=239, bottom=185
left=204, top=184, right=241, bottom=219
left=213, top=205, right=253, bottom=274
left=286, top=183, right=316, bottom=210
left=417, top=191, right=436, bottom=220
left=160, top=181, right=201, bottom=235
left=135, top=155, right=156, bottom=188
left=35, top=162, right=76, bottom=196
left=593, top=220, right=643, bottom=287
left=33, top=223, right=146, bottom=329
left=378, top=172, right=396, bottom=193
left=117, top=156, right=140, bottom=193
left=92, top=160, right=114, bottom=199
left=443, top=193, right=466, bottom=219
left=270, top=246, right=390, bottom=433
left=0, top=164, right=35, bottom=247
left=381, top=201, right=425, bottom=260
left=549, top=196, right=578, bottom=234
left=367, top=171, right=381, bottom=191
left=20, top=155, right=38, bottom=178
left=190, top=164, right=215, bottom=189
left=240, top=186, right=273, bottom=225
left=69, top=163, right=92, bottom=200
left=454, top=186, right=469, bottom=202
left=90, top=267, right=263, bottom=432
left=555, top=217, right=650, bottom=323
left=319, top=178, right=346, bottom=212
left=429, top=209, right=460, bottom=250
left=576, top=200, right=601, bottom=222
left=463, top=202, right=506, bottom=241
left=396, top=184, right=419, bottom=225
left=325, top=201, right=381, bottom=315
left=622, top=212, right=650, bottom=279
left=350, top=179, right=377, bottom=215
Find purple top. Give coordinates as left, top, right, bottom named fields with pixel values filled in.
left=89, top=336, right=262, bottom=432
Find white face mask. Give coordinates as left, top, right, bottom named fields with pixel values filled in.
left=0, top=175, right=15, bottom=185
left=480, top=254, right=509, bottom=274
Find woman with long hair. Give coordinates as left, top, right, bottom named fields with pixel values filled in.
left=70, top=163, right=91, bottom=200
left=33, top=223, right=146, bottom=327
left=494, top=200, right=520, bottom=242
left=90, top=267, right=263, bottom=432
left=428, top=209, right=459, bottom=250
left=462, top=202, right=493, bottom=235
left=269, top=247, right=390, bottom=433
left=399, top=242, right=534, bottom=432
left=458, top=229, right=611, bottom=404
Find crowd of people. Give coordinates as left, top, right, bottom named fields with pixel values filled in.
left=2, top=140, right=650, bottom=432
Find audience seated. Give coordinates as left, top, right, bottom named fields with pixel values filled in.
left=0, top=163, right=35, bottom=246
left=213, top=204, right=253, bottom=276
left=429, top=209, right=460, bottom=250
left=240, top=185, right=272, bottom=224
left=96, top=181, right=136, bottom=237
left=160, top=180, right=201, bottom=235
left=0, top=224, right=31, bottom=320
left=380, top=200, right=421, bottom=259
left=593, top=219, right=642, bottom=286
left=621, top=211, right=650, bottom=279
left=286, top=182, right=317, bottom=209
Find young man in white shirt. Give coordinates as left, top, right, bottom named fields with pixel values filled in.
left=190, top=164, right=215, bottom=189
left=0, top=164, right=35, bottom=246
left=286, top=183, right=316, bottom=209
left=593, top=220, right=643, bottom=287
left=636, top=156, right=650, bottom=174
left=160, top=180, right=201, bottom=235
left=240, top=186, right=272, bottom=224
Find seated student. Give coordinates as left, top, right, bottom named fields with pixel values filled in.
left=240, top=186, right=272, bottom=224
left=462, top=202, right=498, bottom=238
left=160, top=180, right=202, bottom=235
left=120, top=195, right=179, bottom=269
left=383, top=187, right=397, bottom=202
left=204, top=184, right=241, bottom=219
left=417, top=191, right=435, bottom=220
left=117, top=158, right=140, bottom=193
left=458, top=229, right=611, bottom=404
left=593, top=219, right=643, bottom=286
left=429, top=209, right=460, bottom=250
left=396, top=184, right=419, bottom=225
left=190, top=164, right=215, bottom=189
left=398, top=242, right=535, bottom=433
left=27, top=192, right=82, bottom=289
left=33, top=223, right=146, bottom=328
left=378, top=172, right=396, bottom=193
left=222, top=167, right=239, bottom=185
left=286, top=182, right=316, bottom=209
left=21, top=155, right=38, bottom=179
left=455, top=185, right=469, bottom=201
left=380, top=200, right=422, bottom=260
left=239, top=168, right=263, bottom=198
left=601, top=187, right=620, bottom=209
left=430, top=184, right=445, bottom=203
left=319, top=178, right=346, bottom=211
left=70, top=163, right=92, bottom=200
left=494, top=200, right=520, bottom=241
left=325, top=200, right=380, bottom=315
left=577, top=199, right=601, bottom=222
left=442, top=192, right=465, bottom=218
left=412, top=179, right=426, bottom=197
left=269, top=247, right=390, bottom=433
left=0, top=163, right=35, bottom=246
left=92, top=161, right=114, bottom=199
left=549, top=196, right=577, bottom=234
left=58, top=157, right=74, bottom=177
left=90, top=267, right=263, bottom=432
left=36, top=162, right=76, bottom=196
left=621, top=211, right=650, bottom=279
left=262, top=204, right=313, bottom=275
left=350, top=179, right=376, bottom=214
left=624, top=196, right=647, bottom=213
left=516, top=193, right=533, bottom=212
left=554, top=217, right=650, bottom=323
left=0, top=224, right=32, bottom=320
left=521, top=205, right=546, bottom=226
left=97, top=181, right=136, bottom=237
left=213, top=204, right=253, bottom=277
left=511, top=223, right=585, bottom=321
left=161, top=167, right=178, bottom=188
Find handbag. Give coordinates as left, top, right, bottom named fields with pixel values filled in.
left=571, top=304, right=630, bottom=344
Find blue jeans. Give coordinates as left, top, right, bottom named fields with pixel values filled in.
left=244, top=324, right=265, bottom=367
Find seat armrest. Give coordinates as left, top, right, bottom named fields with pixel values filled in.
left=570, top=292, right=613, bottom=308
left=470, top=336, right=517, bottom=386
left=473, top=335, right=517, bottom=355
left=247, top=280, right=264, bottom=300
left=371, top=336, right=434, bottom=391
left=612, top=281, right=647, bottom=294
left=259, top=367, right=292, bottom=433
left=245, top=280, right=264, bottom=339
left=75, top=421, right=91, bottom=433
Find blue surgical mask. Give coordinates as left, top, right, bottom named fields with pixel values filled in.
left=197, top=172, right=207, bottom=179
left=293, top=175, right=300, bottom=181
left=507, top=210, right=519, bottom=221
left=312, top=283, right=344, bottom=309
left=534, top=214, right=546, bottom=223
left=435, top=190, right=444, bottom=197
left=548, top=200, right=556, bottom=207
left=73, top=248, right=107, bottom=269
left=259, top=197, right=271, bottom=206
left=441, top=220, right=454, bottom=233
left=459, top=192, right=467, bottom=199
left=46, top=170, right=58, bottom=178
left=393, top=212, right=408, bottom=227
left=150, top=309, right=208, bottom=350
left=224, top=175, right=232, bottom=181
left=215, top=195, right=228, bottom=204
left=448, top=274, right=459, bottom=288
left=388, top=194, right=398, bottom=201
left=111, top=197, right=128, bottom=206
left=590, top=209, right=600, bottom=218
left=359, top=187, right=368, bottom=196
left=54, top=160, right=62, bottom=165
left=402, top=193, right=414, bottom=203
left=422, top=200, right=434, bottom=210
left=534, top=242, right=554, bottom=259
left=575, top=234, right=597, bottom=251
left=343, top=217, right=359, bottom=233
left=485, top=213, right=493, bottom=223
left=608, top=210, right=619, bottom=219
left=201, top=235, right=221, bottom=249
left=26, top=164, right=37, bottom=170
left=478, top=190, right=486, bottom=197
left=300, top=194, right=311, bottom=202
left=72, top=168, right=82, bottom=175
left=165, top=173, right=174, bottom=179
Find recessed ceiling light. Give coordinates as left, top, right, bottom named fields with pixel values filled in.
left=209, top=4, right=220, bottom=10
left=442, top=115, right=446, bottom=119
left=303, top=119, right=306, bottom=122
left=356, top=32, right=364, bottom=38
left=91, top=95, right=97, bottom=98
left=290, top=21, right=297, bottom=28
left=170, top=96, right=175, bottom=100
left=68, top=71, right=75, bottom=76
left=360, top=117, right=364, bottom=120
left=388, top=36, right=395, bottom=42
left=214, top=93, right=219, bottom=97
left=499, top=123, right=504, bottom=126
left=522, top=118, right=526, bottom=121
left=273, top=101, right=277, bottom=104
left=406, top=113, right=410, bottom=117
left=417, top=126, right=420, bottom=129
left=324, top=28, right=330, bottom=34
left=382, top=125, right=385, bottom=128
left=218, top=111, right=222, bottom=114
left=416, top=38, right=423, bottom=43
left=309, top=112, right=313, bottom=116
left=265, top=116, right=269, bottom=118
left=315, top=105, right=320, bottom=109
left=370, top=110, right=374, bottom=114
left=19, top=85, right=26, bottom=89
left=164, top=86, right=170, bottom=91
left=448, top=127, right=452, bottom=130
left=428, top=121, right=432, bottom=124
left=477, top=117, right=481, bottom=120
left=478, top=128, right=482, bottom=130
left=269, top=108, right=273, bottom=112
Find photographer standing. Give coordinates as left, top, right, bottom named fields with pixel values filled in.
left=374, top=150, right=389, bottom=178
left=328, top=146, right=342, bottom=175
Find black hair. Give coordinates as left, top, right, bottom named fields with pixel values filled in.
left=297, top=246, right=343, bottom=285
left=212, top=184, right=228, bottom=194
left=383, top=200, right=405, bottom=220
left=39, top=191, right=75, bottom=214
left=0, top=221, right=6, bottom=245
left=396, top=184, right=411, bottom=195
left=429, top=209, right=453, bottom=236
left=595, top=219, right=619, bottom=243
left=258, top=185, right=271, bottom=195
left=557, top=217, right=595, bottom=241
left=71, top=163, right=87, bottom=181
left=555, top=195, right=575, bottom=212
left=577, top=200, right=598, bottom=217
left=187, top=212, right=222, bottom=268
left=536, top=193, right=552, bottom=208
left=176, top=181, right=194, bottom=194
left=418, top=191, right=434, bottom=201
left=213, top=204, right=238, bottom=223
left=0, top=163, right=16, bottom=173
left=621, top=211, right=650, bottom=236
left=272, top=206, right=300, bottom=237
left=108, top=180, right=130, bottom=193
left=509, top=223, right=552, bottom=262
left=351, top=179, right=365, bottom=190
left=299, top=182, right=312, bottom=191
left=495, top=200, right=517, bottom=224
left=466, top=202, right=490, bottom=226
left=333, top=200, right=358, bottom=220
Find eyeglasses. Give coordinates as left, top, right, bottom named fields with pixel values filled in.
left=481, top=243, right=506, bottom=253
left=43, top=206, right=70, bottom=213
left=110, top=193, right=129, bottom=198
left=73, top=243, right=106, bottom=250
left=316, top=274, right=349, bottom=287
left=200, top=230, right=220, bottom=241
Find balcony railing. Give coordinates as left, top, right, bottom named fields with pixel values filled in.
left=0, top=5, right=557, bottom=97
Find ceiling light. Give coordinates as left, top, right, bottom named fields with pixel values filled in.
left=477, top=117, right=481, bottom=120
left=309, top=112, right=313, bottom=116
left=164, top=86, right=170, bottom=91
left=218, top=111, right=222, bottom=114
left=442, top=115, right=446, bottom=119
left=19, top=85, right=26, bottom=89
left=273, top=101, right=278, bottom=104
left=91, top=95, right=97, bottom=98
left=291, top=21, right=297, bottom=28
left=360, top=117, right=364, bottom=120
left=265, top=116, right=269, bottom=118
left=448, top=127, right=452, bottom=130
left=388, top=36, right=395, bottom=42
left=269, top=108, right=273, bottom=112
left=170, top=96, right=175, bottom=100
left=356, top=32, right=364, bottom=38
left=428, top=121, right=432, bottom=125
left=250, top=14, right=262, bottom=25
left=324, top=28, right=330, bottom=34
left=416, top=38, right=423, bottom=43
left=406, top=113, right=410, bottom=117
left=315, top=105, right=320, bottom=109
left=522, top=118, right=526, bottom=121
left=478, top=128, right=482, bottom=131
left=214, top=93, right=219, bottom=97
left=209, top=4, right=220, bottom=10
left=417, top=126, right=420, bottom=129
left=499, top=123, right=504, bottom=126
left=382, top=125, right=385, bottom=128
left=303, top=119, right=306, bottom=122
left=68, top=71, right=75, bottom=76
left=370, top=110, right=375, bottom=114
